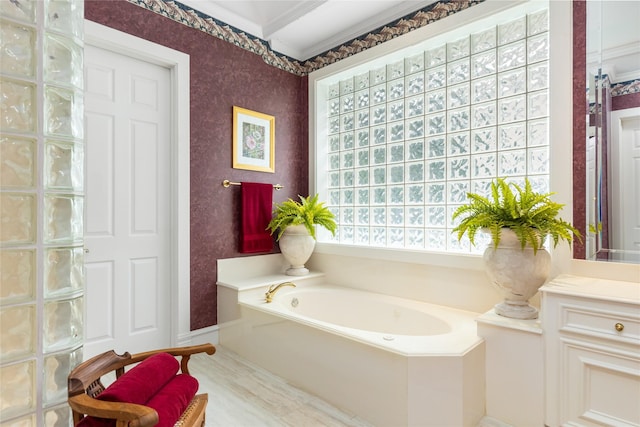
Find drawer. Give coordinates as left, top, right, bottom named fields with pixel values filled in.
left=559, top=302, right=640, bottom=345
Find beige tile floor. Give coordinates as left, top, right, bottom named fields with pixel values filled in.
left=189, top=346, right=373, bottom=427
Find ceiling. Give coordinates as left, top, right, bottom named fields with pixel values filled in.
left=177, top=0, right=437, bottom=60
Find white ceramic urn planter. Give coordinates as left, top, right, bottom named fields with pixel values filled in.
left=483, top=229, right=551, bottom=319
left=278, top=224, right=316, bottom=276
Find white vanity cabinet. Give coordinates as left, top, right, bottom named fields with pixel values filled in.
left=541, top=275, right=640, bottom=427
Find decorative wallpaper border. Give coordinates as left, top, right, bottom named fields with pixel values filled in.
left=126, top=0, right=484, bottom=76
left=611, top=79, right=640, bottom=97
left=596, top=74, right=640, bottom=98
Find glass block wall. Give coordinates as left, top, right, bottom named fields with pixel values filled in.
left=1, top=0, right=84, bottom=425
left=321, top=8, right=550, bottom=253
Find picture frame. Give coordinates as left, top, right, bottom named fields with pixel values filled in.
left=232, top=106, right=275, bottom=173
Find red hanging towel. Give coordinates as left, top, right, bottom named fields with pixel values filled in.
left=240, top=182, right=274, bottom=253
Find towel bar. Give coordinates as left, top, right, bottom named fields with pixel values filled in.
left=222, top=179, right=283, bottom=190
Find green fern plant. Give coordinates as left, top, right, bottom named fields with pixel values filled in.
left=452, top=178, right=581, bottom=253
left=267, top=194, right=337, bottom=241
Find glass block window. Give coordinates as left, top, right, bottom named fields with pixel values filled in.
left=318, top=7, right=550, bottom=253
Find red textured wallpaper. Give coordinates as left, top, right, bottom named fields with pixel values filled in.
left=572, top=0, right=587, bottom=259
left=613, top=92, right=640, bottom=111
left=85, top=0, right=309, bottom=329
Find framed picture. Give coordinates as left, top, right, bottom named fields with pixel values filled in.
left=232, top=106, right=275, bottom=173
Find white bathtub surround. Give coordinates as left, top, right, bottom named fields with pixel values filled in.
left=476, top=311, right=544, bottom=427
left=307, top=247, right=503, bottom=312
left=221, top=309, right=486, bottom=426
left=217, top=255, right=486, bottom=426
left=278, top=224, right=316, bottom=275
left=483, top=229, right=551, bottom=319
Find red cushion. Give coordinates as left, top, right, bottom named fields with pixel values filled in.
left=77, top=375, right=199, bottom=427
left=98, top=352, right=179, bottom=405
left=145, top=374, right=199, bottom=427
left=76, top=416, right=113, bottom=427
left=76, top=353, right=180, bottom=427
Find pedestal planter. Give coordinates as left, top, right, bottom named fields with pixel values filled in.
left=452, top=179, right=578, bottom=319
left=278, top=225, right=315, bottom=276
left=483, top=229, right=551, bottom=319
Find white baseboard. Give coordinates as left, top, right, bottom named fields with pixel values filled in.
left=177, top=324, right=219, bottom=347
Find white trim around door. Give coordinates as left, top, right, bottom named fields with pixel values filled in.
left=84, top=20, right=191, bottom=346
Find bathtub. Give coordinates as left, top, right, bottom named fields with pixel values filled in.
left=219, top=281, right=486, bottom=427
left=241, top=284, right=482, bottom=357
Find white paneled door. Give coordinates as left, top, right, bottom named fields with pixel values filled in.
left=83, top=43, right=171, bottom=358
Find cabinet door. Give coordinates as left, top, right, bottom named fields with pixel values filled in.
left=561, top=339, right=640, bottom=427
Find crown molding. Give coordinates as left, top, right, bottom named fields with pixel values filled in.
left=127, top=0, right=484, bottom=76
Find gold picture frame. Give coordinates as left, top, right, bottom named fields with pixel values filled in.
left=232, top=106, right=275, bottom=173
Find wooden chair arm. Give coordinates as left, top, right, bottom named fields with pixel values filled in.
left=68, top=393, right=159, bottom=427
left=68, top=350, right=132, bottom=396
left=129, top=343, right=216, bottom=375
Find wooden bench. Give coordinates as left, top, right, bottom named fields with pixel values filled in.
left=68, top=344, right=216, bottom=427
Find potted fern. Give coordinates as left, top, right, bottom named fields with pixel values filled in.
left=452, top=178, right=580, bottom=319
left=267, top=194, right=336, bottom=276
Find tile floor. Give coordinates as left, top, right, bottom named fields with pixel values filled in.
left=189, top=346, right=373, bottom=427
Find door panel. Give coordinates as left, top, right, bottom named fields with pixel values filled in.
left=130, top=257, right=158, bottom=331
left=84, top=113, right=114, bottom=237
left=84, top=261, right=114, bottom=341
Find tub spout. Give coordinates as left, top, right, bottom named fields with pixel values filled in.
left=265, top=281, right=296, bottom=303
